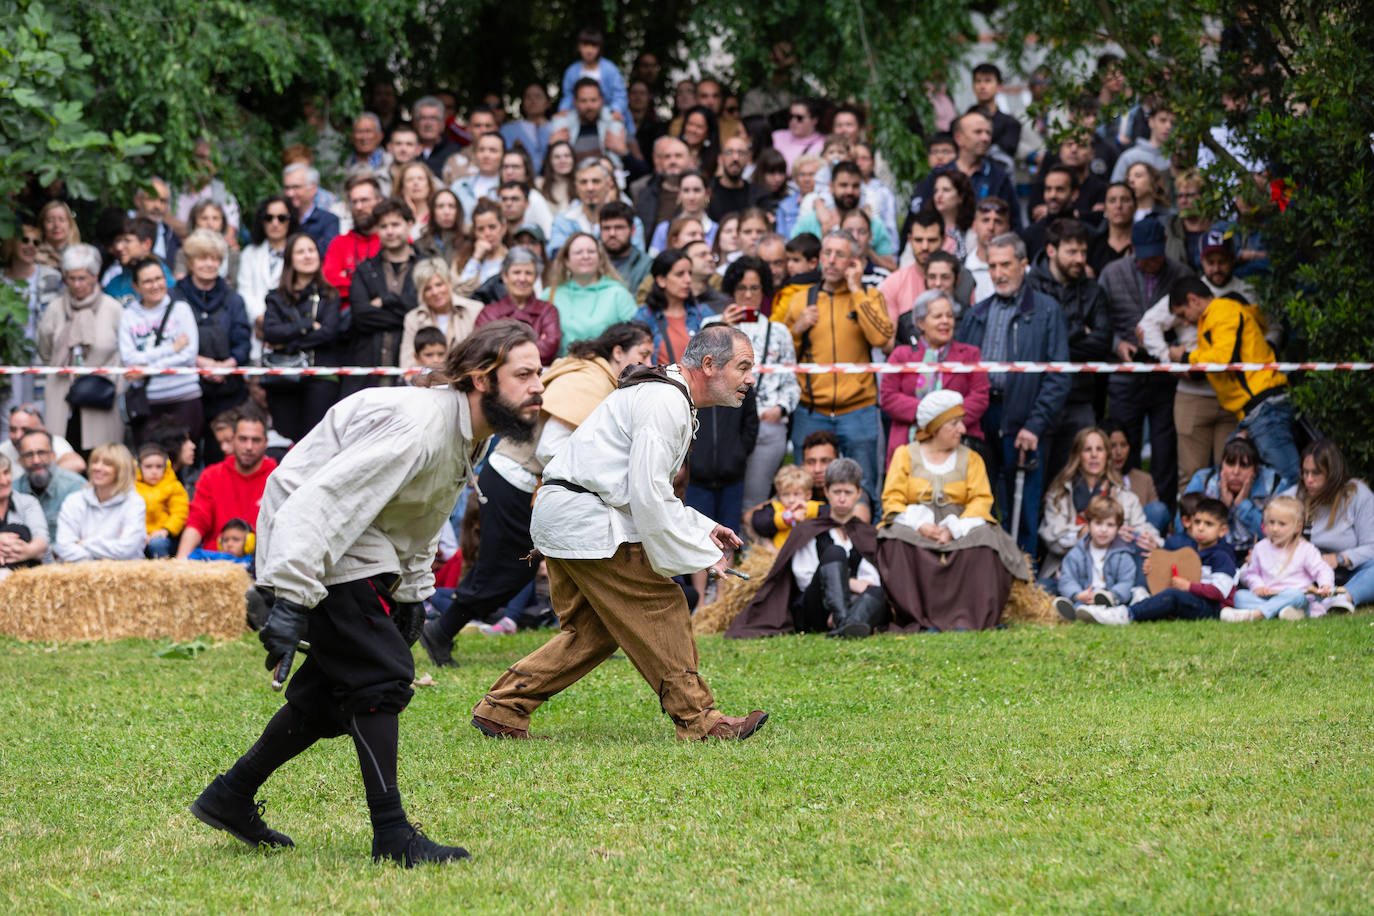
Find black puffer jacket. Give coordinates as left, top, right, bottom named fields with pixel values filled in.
left=1026, top=252, right=1112, bottom=404
left=689, top=386, right=759, bottom=489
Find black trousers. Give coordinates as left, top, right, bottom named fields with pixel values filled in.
left=1108, top=375, right=1179, bottom=508
left=435, top=463, right=538, bottom=639
left=265, top=378, right=341, bottom=443
left=285, top=576, right=414, bottom=737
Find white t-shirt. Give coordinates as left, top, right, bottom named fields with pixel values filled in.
left=1089, top=544, right=1109, bottom=588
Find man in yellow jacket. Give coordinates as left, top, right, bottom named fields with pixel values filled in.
left=782, top=228, right=894, bottom=500
left=1170, top=277, right=1300, bottom=486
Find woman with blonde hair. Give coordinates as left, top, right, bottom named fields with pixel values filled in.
left=544, top=232, right=634, bottom=355
left=55, top=443, right=147, bottom=562
left=35, top=201, right=82, bottom=269
left=400, top=257, right=483, bottom=369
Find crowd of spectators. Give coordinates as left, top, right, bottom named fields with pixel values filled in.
left=2, top=32, right=1365, bottom=630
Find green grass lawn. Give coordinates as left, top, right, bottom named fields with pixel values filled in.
left=4, top=618, right=1374, bottom=914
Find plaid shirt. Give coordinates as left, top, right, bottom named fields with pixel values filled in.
left=980, top=294, right=1020, bottom=394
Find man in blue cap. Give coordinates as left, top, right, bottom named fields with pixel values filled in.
left=1099, top=217, right=1194, bottom=507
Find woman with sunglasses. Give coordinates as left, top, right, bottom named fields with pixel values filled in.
left=4, top=225, right=64, bottom=411
left=238, top=196, right=299, bottom=361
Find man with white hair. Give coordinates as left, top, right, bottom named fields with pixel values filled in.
left=412, top=95, right=458, bottom=176
left=470, top=325, right=769, bottom=742
left=283, top=163, right=339, bottom=252
left=344, top=113, right=394, bottom=196
left=955, top=231, right=1070, bottom=554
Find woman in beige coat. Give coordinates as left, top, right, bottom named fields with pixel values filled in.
left=36, top=244, right=125, bottom=450
left=399, top=258, right=482, bottom=370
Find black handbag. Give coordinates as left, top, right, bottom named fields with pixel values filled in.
left=123, top=301, right=175, bottom=423
left=65, top=375, right=116, bottom=410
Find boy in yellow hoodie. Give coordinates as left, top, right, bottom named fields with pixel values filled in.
left=136, top=443, right=189, bottom=558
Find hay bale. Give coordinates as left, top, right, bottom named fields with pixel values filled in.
left=692, top=543, right=778, bottom=635
left=0, top=560, right=252, bottom=643
left=1004, top=575, right=1061, bottom=626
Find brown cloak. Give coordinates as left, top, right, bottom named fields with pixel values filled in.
left=725, top=515, right=880, bottom=639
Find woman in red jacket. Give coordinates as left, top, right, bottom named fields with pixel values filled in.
left=880, top=289, right=989, bottom=469
left=472, top=247, right=561, bottom=364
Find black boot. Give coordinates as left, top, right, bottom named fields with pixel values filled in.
left=818, top=559, right=851, bottom=633
left=372, top=823, right=471, bottom=867
left=191, top=774, right=294, bottom=849
left=419, top=619, right=457, bottom=668
left=830, top=587, right=889, bottom=638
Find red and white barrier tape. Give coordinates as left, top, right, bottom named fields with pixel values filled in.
left=2, top=361, right=1372, bottom=378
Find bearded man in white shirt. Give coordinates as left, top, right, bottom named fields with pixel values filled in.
left=471, top=325, right=770, bottom=742
left=191, top=319, right=544, bottom=868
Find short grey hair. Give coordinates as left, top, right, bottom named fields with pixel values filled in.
left=988, top=232, right=1027, bottom=262
left=60, top=243, right=102, bottom=277
left=413, top=95, right=445, bottom=120
left=824, top=456, right=864, bottom=489
left=823, top=228, right=860, bottom=257
left=681, top=325, right=749, bottom=369
left=283, top=162, right=320, bottom=188
left=909, top=289, right=953, bottom=326
left=501, top=245, right=543, bottom=276
left=355, top=112, right=382, bottom=131
left=181, top=228, right=228, bottom=263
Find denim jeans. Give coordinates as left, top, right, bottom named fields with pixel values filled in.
left=686, top=480, right=746, bottom=532
left=145, top=536, right=174, bottom=559
left=1338, top=559, right=1374, bottom=607
left=979, top=399, right=1045, bottom=556
left=1142, top=500, right=1172, bottom=537
left=1129, top=587, right=1220, bottom=622
left=790, top=404, right=882, bottom=504
left=1236, top=396, right=1300, bottom=488
left=1233, top=587, right=1309, bottom=619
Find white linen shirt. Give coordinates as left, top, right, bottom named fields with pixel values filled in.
left=255, top=385, right=489, bottom=606
left=531, top=366, right=721, bottom=578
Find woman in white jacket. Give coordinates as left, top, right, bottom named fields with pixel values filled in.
left=56, top=443, right=147, bottom=562
left=236, top=195, right=298, bottom=362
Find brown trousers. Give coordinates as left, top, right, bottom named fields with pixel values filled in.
left=473, top=543, right=723, bottom=739
left=1174, top=390, right=1237, bottom=488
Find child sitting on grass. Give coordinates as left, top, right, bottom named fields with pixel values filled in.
left=135, top=444, right=188, bottom=559
left=1222, top=495, right=1334, bottom=622
left=750, top=464, right=823, bottom=549
left=186, top=517, right=253, bottom=566
left=1079, top=497, right=1237, bottom=625
left=1053, top=494, right=1148, bottom=621
left=1164, top=491, right=1203, bottom=550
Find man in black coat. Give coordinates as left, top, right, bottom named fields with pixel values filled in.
left=344, top=199, right=417, bottom=397
left=1025, top=218, right=1113, bottom=474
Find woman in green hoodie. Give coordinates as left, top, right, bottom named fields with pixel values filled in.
left=544, top=232, right=637, bottom=355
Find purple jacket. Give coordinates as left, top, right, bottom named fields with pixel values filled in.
left=473, top=294, right=561, bottom=365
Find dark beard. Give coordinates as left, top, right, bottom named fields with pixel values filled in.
left=835, top=194, right=861, bottom=212
left=353, top=212, right=377, bottom=235
left=481, top=387, right=540, bottom=443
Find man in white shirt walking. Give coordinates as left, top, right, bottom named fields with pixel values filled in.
left=471, top=325, right=770, bottom=742
left=191, top=320, right=544, bottom=867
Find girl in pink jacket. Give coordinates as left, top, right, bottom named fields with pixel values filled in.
left=1222, top=496, right=1335, bottom=621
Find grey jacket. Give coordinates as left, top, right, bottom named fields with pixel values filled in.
left=1058, top=534, right=1138, bottom=605
left=1098, top=256, right=1193, bottom=352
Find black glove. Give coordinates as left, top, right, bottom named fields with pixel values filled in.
left=393, top=601, right=425, bottom=647
left=259, top=597, right=310, bottom=690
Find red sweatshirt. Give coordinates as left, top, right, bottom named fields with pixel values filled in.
left=185, top=456, right=278, bottom=549
left=322, top=230, right=380, bottom=311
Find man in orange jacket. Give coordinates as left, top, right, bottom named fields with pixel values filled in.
left=782, top=228, right=894, bottom=501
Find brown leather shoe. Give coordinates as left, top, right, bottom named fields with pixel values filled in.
left=471, top=715, right=538, bottom=739
left=701, top=710, right=769, bottom=741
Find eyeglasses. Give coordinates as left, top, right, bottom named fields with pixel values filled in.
left=735, top=284, right=762, bottom=293
left=721, top=149, right=748, bottom=158
left=789, top=113, right=808, bottom=122
left=264, top=213, right=291, bottom=223
left=19, top=236, right=40, bottom=246
left=723, top=106, right=740, bottom=115
left=19, top=450, right=52, bottom=460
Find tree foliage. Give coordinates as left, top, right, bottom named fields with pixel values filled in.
left=0, top=1, right=159, bottom=236
left=686, top=0, right=975, bottom=189
left=994, top=0, right=1374, bottom=470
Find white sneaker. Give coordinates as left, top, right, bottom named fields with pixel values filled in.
left=1091, top=589, right=1116, bottom=606
left=1278, top=605, right=1307, bottom=621
left=1328, top=595, right=1355, bottom=614
left=1077, top=604, right=1131, bottom=625
left=1129, top=585, right=1151, bottom=605
left=1053, top=596, right=1077, bottom=621
left=1220, top=607, right=1263, bottom=623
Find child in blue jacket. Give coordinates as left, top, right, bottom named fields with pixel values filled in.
left=1054, top=495, right=1147, bottom=620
